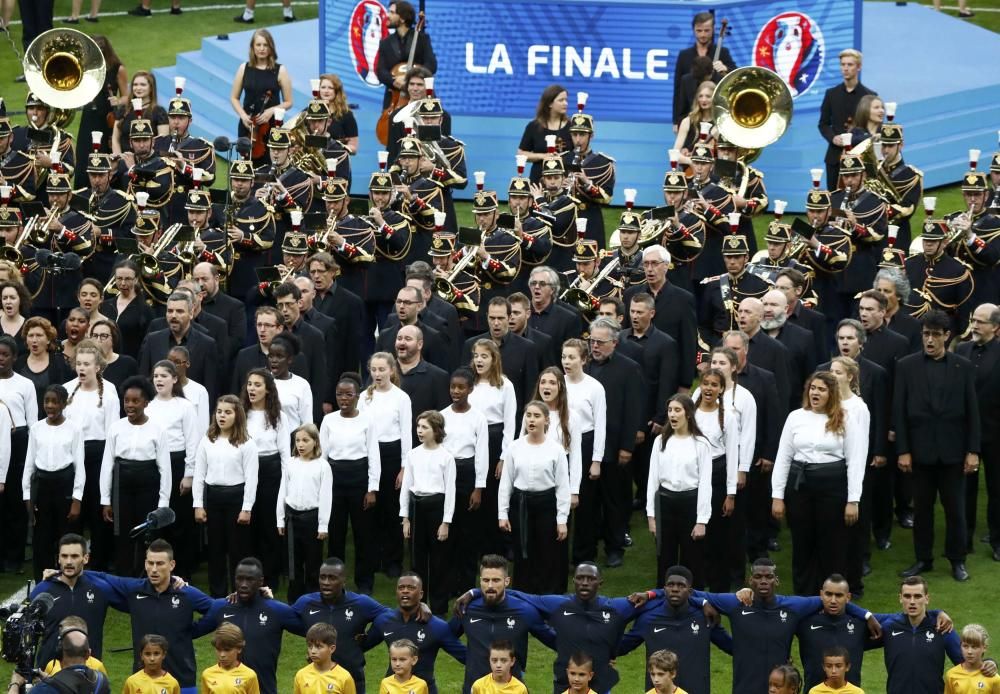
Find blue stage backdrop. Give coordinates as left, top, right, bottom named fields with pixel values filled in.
left=322, top=0, right=862, bottom=207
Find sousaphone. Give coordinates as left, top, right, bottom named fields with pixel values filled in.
left=23, top=28, right=107, bottom=129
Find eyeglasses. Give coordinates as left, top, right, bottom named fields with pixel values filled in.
left=91, top=333, right=113, bottom=341
left=589, top=337, right=613, bottom=345
left=641, top=261, right=665, bottom=269
left=395, top=299, right=418, bottom=306
left=527, top=281, right=551, bottom=288
left=256, top=322, right=278, bottom=329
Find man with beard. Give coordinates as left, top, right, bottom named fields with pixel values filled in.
left=194, top=261, right=246, bottom=361
left=378, top=286, right=451, bottom=372
left=376, top=1, right=438, bottom=109
left=775, top=268, right=828, bottom=364
left=734, top=297, right=792, bottom=411
left=760, top=289, right=817, bottom=410
left=672, top=11, right=735, bottom=132
left=385, top=68, right=452, bottom=163
left=139, top=292, right=220, bottom=402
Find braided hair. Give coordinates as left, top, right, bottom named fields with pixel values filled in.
left=67, top=339, right=105, bottom=408
left=695, top=367, right=727, bottom=433
left=365, top=352, right=401, bottom=403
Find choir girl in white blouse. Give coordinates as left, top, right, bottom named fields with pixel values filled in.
left=0, top=335, right=38, bottom=572
left=277, top=423, right=331, bottom=603
left=561, top=337, right=606, bottom=566
left=399, top=410, right=455, bottom=615
left=646, top=393, right=712, bottom=589
left=22, top=384, right=84, bottom=582
left=193, top=395, right=259, bottom=598
left=320, top=372, right=380, bottom=594
left=99, top=376, right=171, bottom=576
left=468, top=339, right=517, bottom=557
left=267, top=333, right=313, bottom=430
left=168, top=346, right=210, bottom=429
left=771, top=371, right=867, bottom=596
left=498, top=400, right=570, bottom=594
left=440, top=366, right=489, bottom=594
left=358, top=351, right=411, bottom=579
left=63, top=339, right=119, bottom=571
left=242, top=367, right=291, bottom=588
left=147, top=359, right=201, bottom=577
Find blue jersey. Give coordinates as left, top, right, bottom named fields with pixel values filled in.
left=364, top=611, right=467, bottom=694
left=31, top=574, right=122, bottom=667
left=879, top=612, right=962, bottom=694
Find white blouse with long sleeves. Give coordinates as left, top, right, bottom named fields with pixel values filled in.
left=693, top=384, right=757, bottom=473
left=146, top=396, right=201, bottom=475
left=399, top=445, right=456, bottom=523
left=276, top=456, right=333, bottom=533
left=246, top=409, right=292, bottom=471
left=469, top=377, right=517, bottom=461
left=359, top=385, right=412, bottom=459
left=63, top=379, right=119, bottom=441
left=319, top=410, right=381, bottom=492
left=565, top=374, right=607, bottom=464
left=771, top=408, right=867, bottom=503
left=441, top=405, right=490, bottom=488
left=646, top=434, right=713, bottom=524
left=22, top=418, right=85, bottom=501
left=0, top=373, right=39, bottom=428
left=192, top=436, right=260, bottom=511
left=181, top=379, right=210, bottom=430
left=694, top=406, right=741, bottom=495
left=498, top=436, right=571, bottom=524
left=273, top=374, right=313, bottom=429
left=98, top=418, right=172, bottom=506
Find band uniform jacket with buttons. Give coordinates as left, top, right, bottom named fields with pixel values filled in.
left=903, top=251, right=974, bottom=334
left=83, top=184, right=137, bottom=284
left=226, top=196, right=277, bottom=301
left=943, top=207, right=1000, bottom=311
left=538, top=190, right=579, bottom=272
left=573, top=150, right=615, bottom=249
left=830, top=186, right=889, bottom=295
left=395, top=171, right=445, bottom=263
left=698, top=268, right=771, bottom=342
left=881, top=156, right=923, bottom=250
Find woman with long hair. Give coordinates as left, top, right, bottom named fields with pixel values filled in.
left=0, top=336, right=37, bottom=572
left=318, top=73, right=359, bottom=155
left=75, top=278, right=110, bottom=327
left=111, top=70, right=169, bottom=155
left=100, top=258, right=153, bottom=360
left=229, top=28, right=293, bottom=164
left=88, top=319, right=139, bottom=389
left=647, top=394, right=712, bottom=588
left=267, top=333, right=312, bottom=430
left=0, top=280, right=29, bottom=346
left=358, top=351, right=411, bottom=578
left=771, top=371, right=867, bottom=595
left=242, top=367, right=290, bottom=587
left=16, top=317, right=72, bottom=418
left=849, top=95, right=885, bottom=146
left=61, top=308, right=91, bottom=367
left=193, top=395, right=259, bottom=598
left=517, top=84, right=571, bottom=182
left=674, top=80, right=716, bottom=159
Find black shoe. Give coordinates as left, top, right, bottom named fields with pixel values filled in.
left=862, top=562, right=872, bottom=577
left=898, top=513, right=914, bottom=529
left=959, top=9, right=975, bottom=17
left=876, top=538, right=892, bottom=551
left=767, top=539, right=781, bottom=552
left=900, top=560, right=933, bottom=578
left=606, top=552, right=624, bottom=568
left=234, top=13, right=254, bottom=22
left=992, top=549, right=1000, bottom=562
left=128, top=6, right=152, bottom=16
left=951, top=562, right=970, bottom=582
left=170, top=6, right=182, bottom=14
left=623, top=533, right=633, bottom=548
left=982, top=534, right=992, bottom=545
left=85, top=15, right=99, bottom=22
left=283, top=13, right=296, bottom=22
left=63, top=17, right=80, bottom=23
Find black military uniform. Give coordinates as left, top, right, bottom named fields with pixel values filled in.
left=989, top=152, right=1000, bottom=213
left=567, top=112, right=614, bottom=250
left=394, top=136, right=445, bottom=262
left=131, top=211, right=183, bottom=306
left=226, top=159, right=277, bottom=301
left=830, top=154, right=889, bottom=301
left=0, top=107, right=35, bottom=203
left=801, top=187, right=854, bottom=331
left=607, top=209, right=646, bottom=291
left=300, top=98, right=351, bottom=185
left=905, top=220, right=974, bottom=335
left=660, top=171, right=711, bottom=294
left=562, top=239, right=620, bottom=324
left=716, top=138, right=767, bottom=253
left=82, top=153, right=136, bottom=284
left=155, top=95, right=217, bottom=225
left=689, top=145, right=737, bottom=285
left=126, top=118, right=175, bottom=223
left=413, top=97, right=467, bottom=232
left=369, top=169, right=413, bottom=336
left=879, top=123, right=922, bottom=251
left=465, top=190, right=521, bottom=335
left=13, top=93, right=76, bottom=206
left=699, top=234, right=771, bottom=344
left=429, top=231, right=480, bottom=332
left=507, top=172, right=552, bottom=296
left=184, top=188, right=232, bottom=282
left=537, top=155, right=578, bottom=272
left=943, top=171, right=1000, bottom=315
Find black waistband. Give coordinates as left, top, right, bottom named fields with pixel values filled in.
left=35, top=466, right=75, bottom=480
left=285, top=505, right=318, bottom=517
left=258, top=452, right=281, bottom=464
left=657, top=487, right=699, bottom=500
left=789, top=459, right=847, bottom=491
left=487, top=423, right=504, bottom=432
left=12, top=426, right=27, bottom=434
left=513, top=488, right=555, bottom=500
left=115, top=457, right=157, bottom=467
left=454, top=456, right=476, bottom=467
left=712, top=454, right=726, bottom=472
left=330, top=457, right=368, bottom=467
left=412, top=492, right=445, bottom=505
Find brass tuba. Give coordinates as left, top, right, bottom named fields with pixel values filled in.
left=434, top=248, right=481, bottom=314
left=848, top=138, right=901, bottom=204
left=712, top=67, right=793, bottom=152
left=286, top=110, right=327, bottom=176
left=136, top=223, right=184, bottom=280
left=23, top=29, right=107, bottom=130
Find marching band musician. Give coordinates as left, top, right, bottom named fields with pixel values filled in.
left=608, top=208, right=646, bottom=292
left=368, top=169, right=413, bottom=335
left=124, top=118, right=175, bottom=220
left=184, top=189, right=232, bottom=279
left=82, top=152, right=136, bottom=285
left=506, top=166, right=553, bottom=295
left=429, top=231, right=480, bottom=329
left=301, top=99, right=351, bottom=185
left=316, top=177, right=372, bottom=298
left=943, top=171, right=1000, bottom=312
left=659, top=170, right=712, bottom=295
left=699, top=235, right=771, bottom=345
left=0, top=203, right=35, bottom=279
left=13, top=92, right=76, bottom=202
left=904, top=219, right=974, bottom=335
left=531, top=155, right=578, bottom=272
left=878, top=123, right=922, bottom=251
left=716, top=136, right=767, bottom=253
left=0, top=108, right=37, bottom=204
left=155, top=89, right=217, bottom=225
left=413, top=96, right=467, bottom=233
left=754, top=213, right=814, bottom=291
left=688, top=144, right=735, bottom=286
left=567, top=108, right=615, bottom=250
left=799, top=179, right=854, bottom=330
left=255, top=124, right=315, bottom=228
left=393, top=135, right=446, bottom=262
left=131, top=211, right=182, bottom=306
left=564, top=240, right=620, bottom=317
left=460, top=189, right=521, bottom=335
left=989, top=151, right=1000, bottom=213
left=225, top=158, right=276, bottom=301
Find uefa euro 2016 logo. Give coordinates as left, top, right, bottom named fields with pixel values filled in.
left=752, top=12, right=825, bottom=98
left=349, top=0, right=388, bottom=87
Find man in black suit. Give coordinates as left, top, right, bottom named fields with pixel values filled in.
left=294, top=276, right=346, bottom=405
left=377, top=286, right=450, bottom=372
left=817, top=48, right=877, bottom=190
left=231, top=307, right=308, bottom=394
left=527, top=266, right=581, bottom=351
left=376, top=2, right=437, bottom=109
left=896, top=311, right=980, bottom=582
left=874, top=267, right=922, bottom=353
left=584, top=317, right=643, bottom=568
left=194, top=261, right=246, bottom=360
left=508, top=292, right=555, bottom=368
left=623, top=244, right=697, bottom=390
left=671, top=11, right=735, bottom=132
left=309, top=252, right=364, bottom=375
left=406, top=263, right=462, bottom=363
left=760, top=290, right=817, bottom=410
left=139, top=292, right=219, bottom=401
left=956, top=303, right=1000, bottom=561
left=147, top=282, right=231, bottom=373
left=776, top=267, right=828, bottom=363
left=596, top=298, right=642, bottom=364
left=396, top=325, right=450, bottom=446
left=274, top=282, right=329, bottom=421
left=737, top=298, right=793, bottom=411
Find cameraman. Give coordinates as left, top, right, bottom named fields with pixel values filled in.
left=8, top=629, right=110, bottom=694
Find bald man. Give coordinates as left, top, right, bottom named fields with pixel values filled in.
left=737, top=297, right=792, bottom=410
left=956, top=303, right=1000, bottom=560
left=396, top=324, right=450, bottom=444
left=761, top=289, right=817, bottom=410
left=193, top=261, right=246, bottom=359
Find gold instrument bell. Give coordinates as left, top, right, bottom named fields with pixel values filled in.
left=712, top=67, right=793, bottom=150
left=24, top=29, right=107, bottom=111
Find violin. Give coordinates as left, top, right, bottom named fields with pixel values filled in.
left=249, top=88, right=274, bottom=161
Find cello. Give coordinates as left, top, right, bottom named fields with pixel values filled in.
left=375, top=11, right=425, bottom=146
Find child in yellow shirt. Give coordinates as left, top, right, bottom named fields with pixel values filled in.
left=945, top=624, right=1000, bottom=694
left=293, top=622, right=356, bottom=694
left=470, top=640, right=528, bottom=694
left=122, top=634, right=181, bottom=694
left=379, top=639, right=429, bottom=694
left=646, top=649, right=688, bottom=694
left=201, top=623, right=260, bottom=694
left=562, top=651, right=597, bottom=694
left=807, top=647, right=863, bottom=694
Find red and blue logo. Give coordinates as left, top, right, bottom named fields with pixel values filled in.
left=349, top=1, right=388, bottom=87
left=752, top=12, right=824, bottom=98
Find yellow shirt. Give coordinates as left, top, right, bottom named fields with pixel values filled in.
left=121, top=670, right=181, bottom=694
left=201, top=663, right=261, bottom=694
left=645, top=688, right=689, bottom=694
left=378, top=674, right=429, bottom=694
left=560, top=690, right=598, bottom=694
left=808, top=683, right=864, bottom=694
left=45, top=656, right=108, bottom=677
left=471, top=673, right=529, bottom=694
left=945, top=664, right=1000, bottom=694
left=293, top=662, right=357, bottom=694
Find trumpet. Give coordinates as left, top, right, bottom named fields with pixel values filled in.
left=176, top=228, right=201, bottom=268
left=434, top=244, right=481, bottom=313
left=26, top=204, right=63, bottom=246
left=257, top=263, right=298, bottom=297
left=561, top=257, right=622, bottom=319
left=946, top=204, right=977, bottom=246
left=0, top=217, right=36, bottom=265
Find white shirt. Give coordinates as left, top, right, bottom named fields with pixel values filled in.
left=646, top=435, right=713, bottom=524
left=565, top=374, right=606, bottom=463
left=695, top=384, right=757, bottom=473
left=359, top=385, right=412, bottom=459
left=842, top=394, right=872, bottom=444
left=274, top=374, right=313, bottom=429
left=276, top=456, right=332, bottom=532
left=498, top=436, right=571, bottom=524
left=99, top=418, right=172, bottom=506
left=319, top=410, right=381, bottom=492
left=63, top=380, right=119, bottom=441
left=521, top=409, right=583, bottom=495
left=181, top=379, right=210, bottom=430
left=192, top=436, right=260, bottom=511
left=146, top=397, right=201, bottom=474
left=772, top=408, right=867, bottom=503
left=441, top=405, right=490, bottom=488
left=399, top=445, right=456, bottom=523
left=0, top=373, right=39, bottom=428
left=22, top=418, right=85, bottom=501
left=0, top=406, right=12, bottom=483
left=247, top=409, right=291, bottom=460
left=694, top=406, right=741, bottom=495
left=469, top=378, right=517, bottom=460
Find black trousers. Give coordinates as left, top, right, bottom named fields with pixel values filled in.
left=871, top=454, right=895, bottom=545
left=252, top=453, right=283, bottom=586
left=744, top=460, right=772, bottom=564
left=17, top=0, right=54, bottom=50
left=705, top=457, right=733, bottom=591
left=849, top=459, right=875, bottom=593
left=286, top=507, right=322, bottom=604
left=785, top=462, right=849, bottom=596
left=450, top=458, right=482, bottom=596
left=205, top=484, right=252, bottom=598
left=163, top=451, right=196, bottom=578
left=893, top=454, right=914, bottom=521
left=81, top=440, right=112, bottom=570
left=1, top=428, right=29, bottom=569
left=655, top=488, right=705, bottom=589
left=572, top=430, right=599, bottom=564
left=30, top=467, right=77, bottom=583
left=328, top=458, right=376, bottom=591
left=375, top=440, right=403, bottom=571
left=912, top=463, right=967, bottom=564
left=409, top=493, right=450, bottom=615
left=510, top=488, right=564, bottom=595
left=112, top=458, right=160, bottom=577
left=966, top=440, right=1000, bottom=549
left=483, top=424, right=506, bottom=557
left=600, top=451, right=632, bottom=558
left=631, top=435, right=653, bottom=505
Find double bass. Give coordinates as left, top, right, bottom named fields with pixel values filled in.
left=375, top=11, right=426, bottom=146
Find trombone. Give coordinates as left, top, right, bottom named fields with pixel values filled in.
left=560, top=257, right=622, bottom=319
left=0, top=217, right=36, bottom=265
left=434, top=243, right=481, bottom=312
left=136, top=223, right=185, bottom=279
